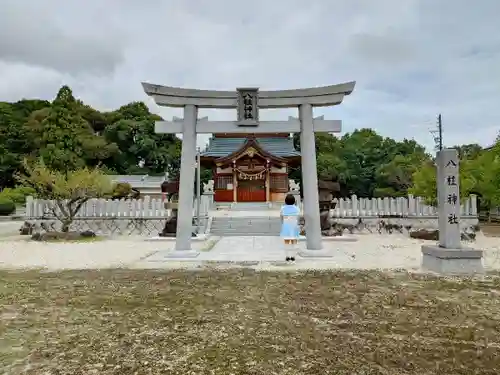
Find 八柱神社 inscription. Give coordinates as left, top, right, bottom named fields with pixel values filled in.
left=440, top=150, right=460, bottom=248
left=237, top=88, right=259, bottom=125
left=243, top=94, right=253, bottom=119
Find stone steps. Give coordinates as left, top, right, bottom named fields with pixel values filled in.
left=230, top=203, right=272, bottom=211
left=215, top=203, right=233, bottom=211
left=210, top=216, right=281, bottom=236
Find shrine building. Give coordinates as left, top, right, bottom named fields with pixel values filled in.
left=200, top=133, right=300, bottom=203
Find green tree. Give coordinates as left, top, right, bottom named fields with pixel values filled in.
left=462, top=147, right=500, bottom=214
left=338, top=129, right=393, bottom=197
left=103, top=102, right=182, bottom=176
left=0, top=103, right=31, bottom=188
left=11, top=99, right=51, bottom=120
left=1, top=85, right=185, bottom=188
left=453, top=143, right=483, bottom=160
left=409, top=161, right=437, bottom=205
left=17, top=160, right=112, bottom=232
left=293, top=128, right=432, bottom=197
left=0, top=98, right=53, bottom=189
left=79, top=104, right=109, bottom=134
left=315, top=133, right=349, bottom=182
left=0, top=186, right=35, bottom=205
left=374, top=153, right=428, bottom=197
left=410, top=156, right=478, bottom=206
left=24, top=86, right=118, bottom=172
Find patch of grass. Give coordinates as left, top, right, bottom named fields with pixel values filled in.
left=0, top=270, right=499, bottom=374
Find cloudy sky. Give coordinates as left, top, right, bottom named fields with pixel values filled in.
left=0, top=0, right=499, bottom=150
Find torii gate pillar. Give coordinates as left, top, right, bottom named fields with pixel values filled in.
left=175, top=104, right=198, bottom=252
left=143, top=82, right=356, bottom=254
left=299, top=103, right=322, bottom=250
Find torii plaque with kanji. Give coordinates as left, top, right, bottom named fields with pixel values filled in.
left=237, top=87, right=259, bottom=126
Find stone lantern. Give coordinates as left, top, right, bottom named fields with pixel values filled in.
left=299, top=179, right=341, bottom=234
left=158, top=179, right=196, bottom=237
left=318, top=180, right=339, bottom=231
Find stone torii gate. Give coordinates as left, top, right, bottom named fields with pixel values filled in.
left=142, top=82, right=356, bottom=257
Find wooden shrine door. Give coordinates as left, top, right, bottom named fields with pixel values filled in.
left=237, top=179, right=266, bottom=202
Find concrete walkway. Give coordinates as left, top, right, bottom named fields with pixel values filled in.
left=209, top=236, right=285, bottom=261
left=149, top=236, right=288, bottom=262
left=143, top=236, right=343, bottom=269
left=143, top=235, right=421, bottom=269
left=139, top=234, right=500, bottom=271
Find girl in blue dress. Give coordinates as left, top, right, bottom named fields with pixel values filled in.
left=280, top=194, right=300, bottom=262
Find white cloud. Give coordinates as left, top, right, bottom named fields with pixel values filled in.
left=0, top=0, right=499, bottom=150
left=0, top=0, right=126, bottom=75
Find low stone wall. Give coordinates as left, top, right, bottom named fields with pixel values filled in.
left=330, top=216, right=478, bottom=232
left=23, top=217, right=209, bottom=237
left=23, top=216, right=479, bottom=237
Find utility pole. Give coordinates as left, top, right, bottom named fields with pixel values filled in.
left=430, top=113, right=443, bottom=151
left=437, top=114, right=443, bottom=151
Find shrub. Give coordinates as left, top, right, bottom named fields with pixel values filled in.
left=111, top=182, right=133, bottom=199
left=16, top=160, right=112, bottom=232
left=0, top=198, right=16, bottom=216
left=0, top=187, right=36, bottom=205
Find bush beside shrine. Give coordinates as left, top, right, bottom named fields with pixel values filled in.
left=0, top=187, right=36, bottom=206
left=0, top=198, right=16, bottom=216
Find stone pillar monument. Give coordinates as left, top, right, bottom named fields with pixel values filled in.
left=421, top=149, right=483, bottom=274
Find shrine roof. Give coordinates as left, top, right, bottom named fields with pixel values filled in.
left=200, top=137, right=300, bottom=158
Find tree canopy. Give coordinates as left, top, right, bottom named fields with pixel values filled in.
left=292, top=128, right=431, bottom=198
left=409, top=143, right=500, bottom=211
left=0, top=86, right=182, bottom=184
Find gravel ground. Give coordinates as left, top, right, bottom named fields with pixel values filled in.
left=0, top=238, right=204, bottom=269
left=0, top=232, right=499, bottom=271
